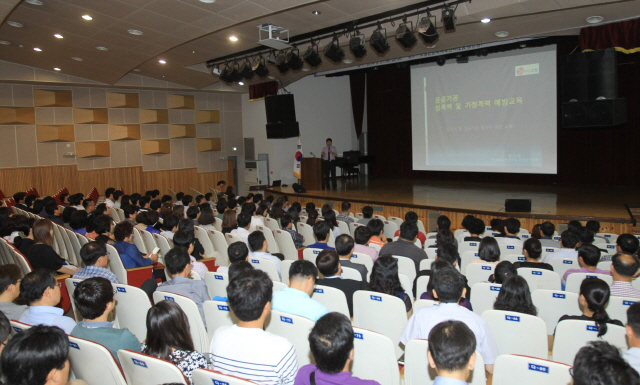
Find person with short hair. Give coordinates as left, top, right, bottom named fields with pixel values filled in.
left=393, top=211, right=428, bottom=245
left=43, top=201, right=64, bottom=226
left=307, top=221, right=335, bottom=250
left=316, top=250, right=368, bottom=316
left=71, top=277, right=141, bottom=362
left=400, top=266, right=498, bottom=374
left=605, top=234, right=640, bottom=262
left=13, top=192, right=27, bottom=211
left=122, top=205, right=137, bottom=227
left=281, top=213, right=304, bottom=248
left=379, top=221, right=428, bottom=273
left=321, top=138, right=338, bottom=189
left=543, top=230, right=580, bottom=263
left=586, top=220, right=608, bottom=244
left=113, top=221, right=158, bottom=269
left=104, top=187, right=116, bottom=207
left=82, top=198, right=96, bottom=214
left=0, top=264, right=27, bottom=320
left=69, top=210, right=89, bottom=235
left=610, top=253, right=640, bottom=298
left=295, top=312, right=380, bottom=385
left=210, top=270, right=298, bottom=384
left=19, top=269, right=76, bottom=333
left=358, top=206, right=374, bottom=226
left=366, top=219, right=387, bottom=249
left=353, top=226, right=378, bottom=262
left=513, top=238, right=553, bottom=271
left=573, top=340, right=640, bottom=385
left=335, top=234, right=368, bottom=282
left=160, top=214, right=180, bottom=240
left=561, top=244, right=610, bottom=289
left=248, top=231, right=282, bottom=279
left=336, top=202, right=355, bottom=225
left=73, top=242, right=120, bottom=283
left=428, top=320, right=477, bottom=385
left=494, top=217, right=522, bottom=247
left=158, top=247, right=209, bottom=321
left=216, top=241, right=249, bottom=274
left=462, top=217, right=485, bottom=243
left=624, top=302, right=640, bottom=374
left=272, top=260, right=328, bottom=322
left=186, top=206, right=200, bottom=226
left=539, top=222, right=560, bottom=247
left=231, top=213, right=252, bottom=248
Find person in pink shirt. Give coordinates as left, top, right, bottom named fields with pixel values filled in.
left=562, top=244, right=610, bottom=290
left=353, top=226, right=378, bottom=262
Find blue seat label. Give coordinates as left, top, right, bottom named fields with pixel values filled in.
left=251, top=259, right=259, bottom=263
left=212, top=381, right=229, bottom=385
left=507, top=246, right=515, bottom=249
left=69, top=342, right=79, bottom=349
left=217, top=305, right=229, bottom=311
left=505, top=315, right=520, bottom=322
left=624, top=300, right=636, bottom=306
left=482, top=266, right=491, bottom=270
left=215, top=275, right=223, bottom=280
left=528, top=363, right=549, bottom=373
left=280, top=316, right=293, bottom=324
left=553, top=293, right=565, bottom=299
left=532, top=271, right=542, bottom=275
left=314, top=288, right=324, bottom=293
left=490, top=286, right=501, bottom=291
left=354, top=332, right=363, bottom=339
left=563, top=260, right=573, bottom=264
left=546, top=249, right=555, bottom=252
left=587, top=325, right=599, bottom=332
left=518, top=256, right=525, bottom=261
left=470, top=243, right=477, bottom=246
left=370, top=295, right=382, bottom=301
left=132, top=358, right=147, bottom=368
left=164, top=296, right=175, bottom=301
left=117, top=287, right=126, bottom=293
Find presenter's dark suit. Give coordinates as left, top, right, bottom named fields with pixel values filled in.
left=321, top=145, right=337, bottom=189
left=316, top=277, right=369, bottom=316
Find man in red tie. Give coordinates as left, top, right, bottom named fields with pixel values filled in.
left=321, top=138, right=338, bottom=189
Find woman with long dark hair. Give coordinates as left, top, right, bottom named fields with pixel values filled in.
left=493, top=275, right=537, bottom=316
left=221, top=209, right=237, bottom=234
left=26, top=219, right=78, bottom=275
left=143, top=300, right=207, bottom=384
left=471, top=236, right=500, bottom=264
left=323, top=209, right=341, bottom=239
left=369, top=255, right=412, bottom=316
left=556, top=277, right=623, bottom=337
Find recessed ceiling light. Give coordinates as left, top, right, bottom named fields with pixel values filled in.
left=82, top=15, right=92, bottom=21
left=53, top=67, right=61, bottom=71
left=238, top=81, right=244, bottom=85
left=428, top=45, right=437, bottom=49
left=33, top=47, right=42, bottom=51
left=0, top=41, right=11, bottom=45
left=7, top=21, right=23, bottom=28
left=312, top=11, right=321, bottom=15
left=229, top=36, right=238, bottom=42
left=267, top=75, right=275, bottom=80
left=133, top=69, right=141, bottom=72
left=95, top=46, right=108, bottom=51
left=128, top=29, right=143, bottom=35
left=54, top=34, right=64, bottom=39
left=495, top=31, right=509, bottom=38
left=159, top=59, right=166, bottom=64
left=481, top=18, right=491, bottom=23
left=586, top=16, right=604, bottom=24
left=71, top=57, right=83, bottom=61
left=302, top=67, right=310, bottom=72
left=199, top=0, right=217, bottom=3
left=25, top=0, right=43, bottom=5
left=343, top=59, right=353, bottom=64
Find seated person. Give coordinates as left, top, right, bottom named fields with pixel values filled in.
left=357, top=206, right=373, bottom=226
left=27, top=219, right=78, bottom=275
left=607, top=234, right=640, bottom=262
left=281, top=214, right=304, bottom=249
left=543, top=230, right=580, bottom=263
left=86, top=215, right=115, bottom=244
left=379, top=221, right=427, bottom=273
left=69, top=210, right=88, bottom=235
left=366, top=219, right=387, bottom=248
left=19, top=269, right=76, bottom=334
left=0, top=264, right=27, bottom=320
left=495, top=218, right=523, bottom=248
left=144, top=210, right=162, bottom=233
left=624, top=302, right=640, bottom=374
left=71, top=277, right=141, bottom=362
left=393, top=211, right=427, bottom=245
left=610, top=253, right=640, bottom=299
left=216, top=241, right=249, bottom=274
left=488, top=260, right=517, bottom=284
left=428, top=320, right=477, bottom=385
left=62, top=206, right=77, bottom=230
left=586, top=220, right=608, bottom=244
left=210, top=270, right=297, bottom=384
left=272, top=260, right=328, bottom=322
left=160, top=214, right=180, bottom=240
left=295, top=312, right=381, bottom=385
left=513, top=238, right=553, bottom=271
left=122, top=205, right=137, bottom=227
left=43, top=201, right=64, bottom=226
left=573, top=340, right=640, bottom=385
left=158, top=247, right=210, bottom=321
left=230, top=213, right=251, bottom=247
left=315, top=250, right=368, bottom=316
left=539, top=221, right=561, bottom=247
left=562, top=244, right=610, bottom=289
left=172, top=231, right=209, bottom=280
left=336, top=234, right=368, bottom=282
left=83, top=198, right=95, bottom=213
left=463, top=217, right=485, bottom=242
left=430, top=215, right=459, bottom=248
left=212, top=261, right=254, bottom=302
left=248, top=231, right=282, bottom=279
left=369, top=255, right=412, bottom=316
left=353, top=226, right=378, bottom=262
left=306, top=221, right=335, bottom=250
left=471, top=237, right=500, bottom=265
left=400, top=266, right=498, bottom=374
left=417, top=245, right=473, bottom=311
left=493, top=275, right=537, bottom=316
left=427, top=229, right=455, bottom=249
left=72, top=242, right=120, bottom=283
left=112, top=221, right=158, bottom=269
left=197, top=206, right=217, bottom=231
left=221, top=209, right=237, bottom=234
left=186, top=206, right=200, bottom=226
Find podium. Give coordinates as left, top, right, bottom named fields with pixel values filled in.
left=301, top=158, right=323, bottom=191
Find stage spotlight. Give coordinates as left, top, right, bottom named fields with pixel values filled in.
left=219, top=64, right=233, bottom=83
left=370, top=26, right=390, bottom=54
left=417, top=16, right=439, bottom=44
left=436, top=56, right=446, bottom=66
left=240, top=59, right=254, bottom=80
left=229, top=62, right=243, bottom=82
left=303, top=44, right=322, bottom=67
left=252, top=56, right=269, bottom=77
left=349, top=33, right=367, bottom=58
left=396, top=21, right=417, bottom=48
left=286, top=48, right=304, bottom=70
left=324, top=37, right=344, bottom=63
left=275, top=52, right=289, bottom=73
left=442, top=8, right=457, bottom=32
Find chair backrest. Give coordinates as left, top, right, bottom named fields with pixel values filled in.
left=413, top=299, right=438, bottom=312
left=599, top=243, right=617, bottom=256
left=112, top=283, right=152, bottom=342
left=415, top=275, right=431, bottom=298
left=312, top=285, right=350, bottom=318
left=382, top=221, right=399, bottom=239
left=67, top=335, right=128, bottom=385
left=203, top=300, right=239, bottom=342
left=194, top=226, right=216, bottom=257
left=597, top=260, right=612, bottom=271
left=302, top=247, right=323, bottom=264
left=351, top=327, right=401, bottom=385
left=416, top=219, right=426, bottom=234
left=65, top=278, right=84, bottom=321
left=106, top=243, right=128, bottom=284
left=481, top=310, right=548, bottom=359
left=353, top=290, right=407, bottom=358
left=152, top=233, right=173, bottom=258
left=498, top=243, right=521, bottom=258
left=392, top=255, right=416, bottom=286
left=502, top=254, right=527, bottom=264
left=460, top=250, right=480, bottom=274
left=459, top=241, right=480, bottom=256
left=51, top=224, right=68, bottom=260
left=596, top=232, right=619, bottom=243
left=273, top=229, right=298, bottom=260
left=192, top=369, right=258, bottom=385
left=548, top=258, right=578, bottom=278
left=117, top=350, right=188, bottom=385
left=273, top=280, right=286, bottom=291
left=350, top=252, right=373, bottom=281
left=9, top=320, right=32, bottom=335
left=404, top=339, right=486, bottom=385
left=280, top=260, right=294, bottom=285
left=255, top=225, right=280, bottom=253
left=66, top=228, right=83, bottom=259
left=349, top=222, right=364, bottom=235
left=387, top=216, right=404, bottom=229
left=297, top=222, right=316, bottom=247
left=399, top=274, right=413, bottom=299
left=518, top=268, right=561, bottom=291
left=553, top=320, right=627, bottom=365
left=131, top=227, right=148, bottom=254
left=152, top=291, right=209, bottom=353
left=264, top=309, right=315, bottom=366
left=541, top=246, right=560, bottom=261
left=531, top=289, right=581, bottom=335
left=565, top=272, right=612, bottom=293
left=249, top=257, right=280, bottom=281
left=470, top=282, right=502, bottom=316
left=208, top=229, right=228, bottom=258
left=58, top=226, right=77, bottom=266
left=140, top=229, right=158, bottom=255
left=492, top=354, right=571, bottom=385
left=373, top=214, right=386, bottom=221
left=204, top=271, right=229, bottom=299
left=341, top=266, right=362, bottom=281
left=327, top=230, right=336, bottom=248
left=337, top=220, right=351, bottom=235
left=225, top=232, right=244, bottom=246
left=465, top=263, right=496, bottom=287
left=419, top=258, right=435, bottom=271
left=606, top=295, right=637, bottom=325
left=264, top=217, right=280, bottom=232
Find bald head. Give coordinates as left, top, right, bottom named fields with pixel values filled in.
left=612, top=253, right=640, bottom=280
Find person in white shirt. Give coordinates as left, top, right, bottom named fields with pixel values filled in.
left=543, top=230, right=580, bottom=263
left=494, top=217, right=523, bottom=248
left=399, top=266, right=498, bottom=374
left=624, top=302, right=640, bottom=374
left=241, top=202, right=264, bottom=230
left=104, top=187, right=116, bottom=208
left=248, top=231, right=281, bottom=279
left=231, top=213, right=252, bottom=249
left=210, top=269, right=298, bottom=385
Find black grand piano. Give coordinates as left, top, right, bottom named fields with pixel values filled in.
left=335, top=151, right=376, bottom=178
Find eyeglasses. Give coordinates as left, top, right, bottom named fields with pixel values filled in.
left=569, top=368, right=573, bottom=378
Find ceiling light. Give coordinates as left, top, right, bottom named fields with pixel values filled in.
left=229, top=36, right=238, bottom=42
left=192, top=50, right=196, bottom=54
left=25, top=0, right=43, bottom=5
left=481, top=18, right=491, bottom=23
left=238, top=81, right=244, bottom=85
left=159, top=59, right=166, bottom=64
left=343, top=59, right=353, bottom=64
left=95, top=46, right=108, bottom=51
left=133, top=69, right=141, bottom=72
left=128, top=29, right=143, bottom=35
left=0, top=41, right=11, bottom=45
left=267, top=75, right=275, bottom=80
left=53, top=67, right=61, bottom=71
left=33, top=47, right=42, bottom=51
left=312, top=11, right=321, bottom=15
left=7, top=21, right=23, bottom=28
left=324, top=37, right=344, bottom=63
left=54, top=34, right=64, bottom=39
left=417, top=17, right=439, bottom=44
left=495, top=31, right=509, bottom=37
left=586, top=16, right=604, bottom=24
left=370, top=26, right=390, bottom=54
left=199, top=0, right=217, bottom=3
left=349, top=34, right=367, bottom=58
left=396, top=22, right=417, bottom=48
left=82, top=15, right=92, bottom=21
left=301, top=67, right=310, bottom=72
left=71, top=57, right=83, bottom=61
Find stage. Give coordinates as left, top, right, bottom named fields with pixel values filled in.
left=266, top=177, right=636, bottom=234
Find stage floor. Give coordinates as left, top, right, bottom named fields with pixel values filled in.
left=267, top=177, right=635, bottom=223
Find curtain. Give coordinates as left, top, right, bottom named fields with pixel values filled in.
left=249, top=81, right=279, bottom=101
left=579, top=19, right=640, bottom=53
left=349, top=72, right=366, bottom=139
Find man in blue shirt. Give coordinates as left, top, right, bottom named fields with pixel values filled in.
left=306, top=221, right=335, bottom=251
left=73, top=242, right=120, bottom=283
left=19, top=269, right=76, bottom=334
left=272, top=260, right=328, bottom=322
left=428, top=320, right=477, bottom=385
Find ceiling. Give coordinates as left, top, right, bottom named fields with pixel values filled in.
left=0, top=0, right=637, bottom=90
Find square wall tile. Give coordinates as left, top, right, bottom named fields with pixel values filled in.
left=141, top=124, right=156, bottom=139
left=182, top=110, right=195, bottom=124
left=156, top=153, right=171, bottom=170
left=110, top=141, right=127, bottom=168
left=168, top=109, right=182, bottom=124
left=183, top=138, right=196, bottom=168
left=123, top=108, right=139, bottom=124
left=72, top=87, right=92, bottom=108
left=90, top=88, right=107, bottom=108
left=197, top=152, right=210, bottom=173
left=75, top=125, right=93, bottom=141
left=0, top=126, right=17, bottom=168
left=152, top=91, right=167, bottom=109
left=195, top=93, right=207, bottom=110
left=108, top=109, right=125, bottom=124
left=142, top=154, right=157, bottom=171
left=12, top=85, right=33, bottom=107
left=91, top=125, right=109, bottom=141
left=139, top=90, right=154, bottom=109
left=0, top=84, right=12, bottom=106
left=93, top=156, right=111, bottom=169
left=37, top=142, right=58, bottom=166
left=35, top=107, right=55, bottom=125
left=170, top=139, right=184, bottom=169
left=76, top=158, right=94, bottom=170
left=16, top=125, right=38, bottom=167
left=222, top=94, right=241, bottom=112
left=196, top=125, right=209, bottom=138
left=126, top=141, right=142, bottom=166
left=206, top=93, right=220, bottom=110
left=155, top=124, right=169, bottom=139
left=54, top=108, right=74, bottom=124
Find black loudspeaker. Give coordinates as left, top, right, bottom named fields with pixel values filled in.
left=292, top=183, right=306, bottom=193
left=560, top=48, right=618, bottom=102
left=265, top=94, right=299, bottom=139
left=562, top=98, right=627, bottom=128
left=505, top=199, right=532, bottom=213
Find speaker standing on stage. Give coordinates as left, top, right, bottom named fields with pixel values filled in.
left=321, top=138, right=338, bottom=189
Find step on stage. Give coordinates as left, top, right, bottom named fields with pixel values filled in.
left=266, top=178, right=635, bottom=234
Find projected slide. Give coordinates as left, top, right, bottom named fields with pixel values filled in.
left=411, top=45, right=557, bottom=174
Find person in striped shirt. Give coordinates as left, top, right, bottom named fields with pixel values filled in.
left=610, top=253, right=640, bottom=299
left=210, top=269, right=298, bottom=384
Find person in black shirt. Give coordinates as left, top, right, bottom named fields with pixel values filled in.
left=513, top=238, right=553, bottom=271
left=26, top=219, right=77, bottom=276
left=463, top=217, right=485, bottom=242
